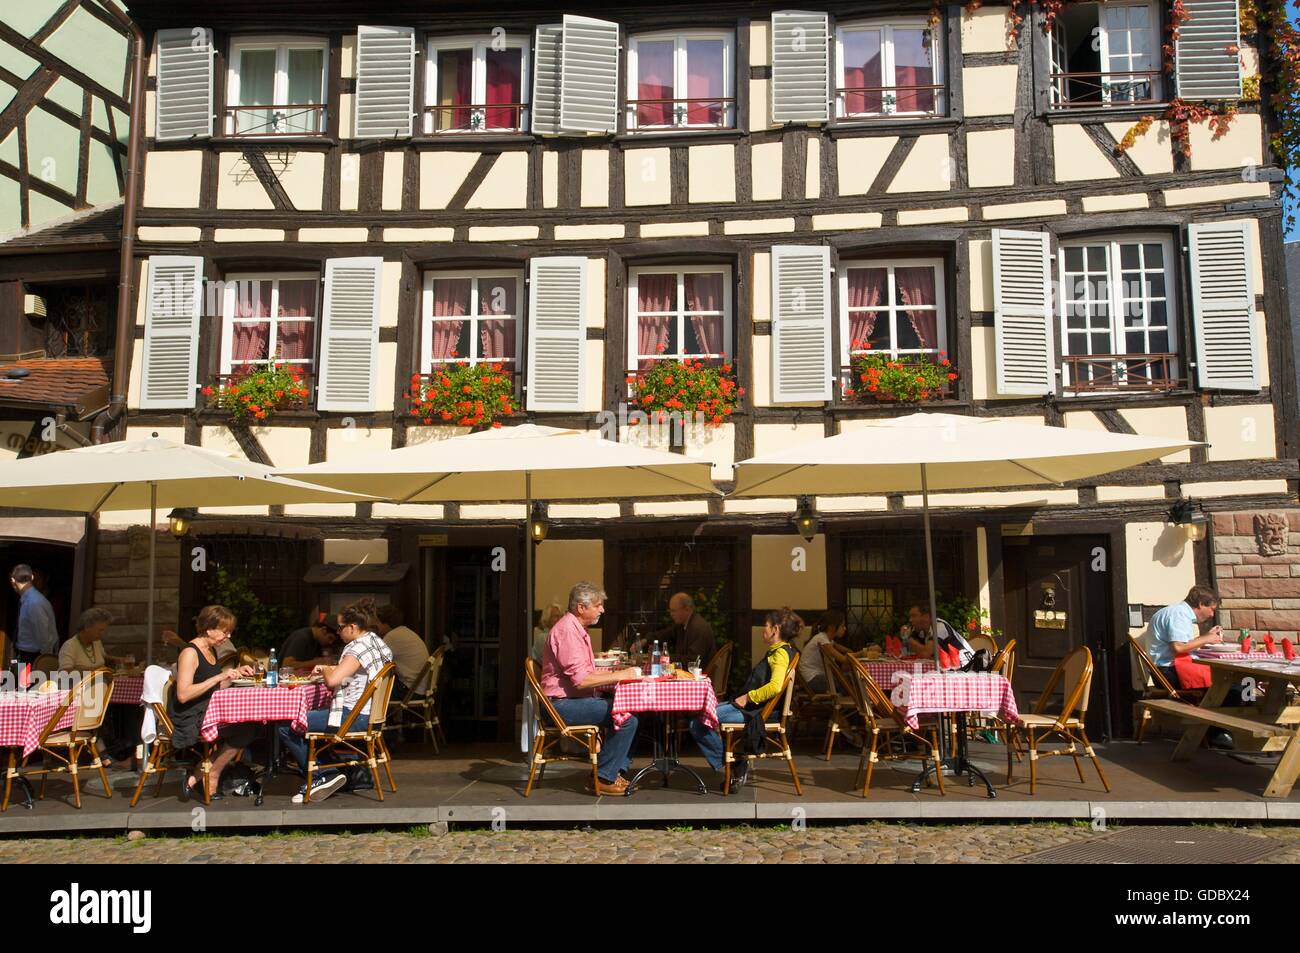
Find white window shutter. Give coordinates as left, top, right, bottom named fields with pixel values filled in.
left=527, top=257, right=587, bottom=411
left=771, top=245, right=832, bottom=403
left=355, top=26, right=416, bottom=138
left=559, top=15, right=619, bottom=134
left=155, top=28, right=213, bottom=141
left=318, top=257, right=382, bottom=411
left=1176, top=0, right=1242, bottom=100
left=771, top=11, right=830, bottom=124
left=531, top=24, right=563, bottom=135
left=140, top=256, right=203, bottom=409
left=992, top=228, right=1055, bottom=396
left=1189, top=221, right=1259, bottom=391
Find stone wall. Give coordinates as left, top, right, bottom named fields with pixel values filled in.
left=91, top=528, right=180, bottom=657
left=1212, top=511, right=1300, bottom=639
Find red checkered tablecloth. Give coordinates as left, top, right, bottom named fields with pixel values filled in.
left=110, top=675, right=144, bottom=706
left=858, top=658, right=936, bottom=688
left=199, top=683, right=333, bottom=743
left=0, top=691, right=76, bottom=757
left=890, top=672, right=1019, bottom=730
left=610, top=677, right=718, bottom=731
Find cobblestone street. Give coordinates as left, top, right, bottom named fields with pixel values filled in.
left=1, top=823, right=1297, bottom=864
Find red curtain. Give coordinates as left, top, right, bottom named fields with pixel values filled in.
left=685, top=39, right=724, bottom=125
left=231, top=280, right=271, bottom=366
left=486, top=49, right=522, bottom=129
left=684, top=273, right=724, bottom=356
left=438, top=49, right=473, bottom=130
left=896, top=266, right=938, bottom=349
left=637, top=41, right=674, bottom=126
left=894, top=30, right=935, bottom=113
left=637, top=273, right=676, bottom=369
left=479, top=319, right=516, bottom=362
left=847, top=268, right=886, bottom=349
left=843, top=31, right=883, bottom=114
left=232, top=324, right=269, bottom=364
left=431, top=279, right=469, bottom=360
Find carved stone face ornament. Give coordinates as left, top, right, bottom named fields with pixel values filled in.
left=1254, top=513, right=1289, bottom=557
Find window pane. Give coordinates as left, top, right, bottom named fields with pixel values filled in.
left=636, top=40, right=675, bottom=126
left=685, top=38, right=725, bottom=125
left=431, top=278, right=471, bottom=317
left=232, top=322, right=270, bottom=364
left=1144, top=242, right=1164, bottom=267
left=235, top=280, right=273, bottom=318
left=1086, top=246, right=1108, bottom=271
left=895, top=266, right=938, bottom=350
left=275, top=321, right=314, bottom=362
left=478, top=278, right=517, bottom=316
left=684, top=273, right=723, bottom=312
left=1120, top=243, right=1140, bottom=269
left=436, top=49, right=474, bottom=130
left=276, top=279, right=316, bottom=318
left=485, top=48, right=523, bottom=129
left=1063, top=246, right=1084, bottom=271
left=637, top=273, right=677, bottom=313
left=430, top=320, right=470, bottom=361
left=285, top=48, right=324, bottom=133
left=479, top=319, right=517, bottom=362
left=637, top=315, right=677, bottom=366
left=842, top=30, right=883, bottom=114
left=893, top=28, right=936, bottom=113
left=684, top=314, right=725, bottom=356
left=1149, top=328, right=1168, bottom=353
left=1148, top=300, right=1168, bottom=327
left=236, top=49, right=276, bottom=134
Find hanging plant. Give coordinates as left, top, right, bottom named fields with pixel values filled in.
left=844, top=341, right=957, bottom=403
left=406, top=363, right=515, bottom=428
left=627, top=356, right=744, bottom=428
left=203, top=363, right=309, bottom=421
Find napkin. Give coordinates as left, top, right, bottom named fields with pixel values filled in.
left=885, top=636, right=900, bottom=657
left=941, top=644, right=959, bottom=669
left=1263, top=633, right=1277, bottom=655
left=1241, top=635, right=1253, bottom=654
left=1283, top=639, right=1295, bottom=661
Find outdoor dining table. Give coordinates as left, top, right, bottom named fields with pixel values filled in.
left=1167, top=655, right=1300, bottom=797
left=199, top=682, right=333, bottom=780
left=109, top=674, right=145, bottom=706
left=611, top=674, right=718, bottom=796
left=856, top=656, right=936, bottom=685
left=890, top=670, right=1020, bottom=799
left=0, top=689, right=76, bottom=811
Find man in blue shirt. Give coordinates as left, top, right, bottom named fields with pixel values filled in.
left=1148, top=585, right=1235, bottom=748
left=9, top=564, right=58, bottom=663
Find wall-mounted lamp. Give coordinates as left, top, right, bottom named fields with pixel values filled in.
left=168, top=507, right=196, bottom=538
left=529, top=501, right=550, bottom=544
left=794, top=496, right=819, bottom=542
left=1170, top=498, right=1209, bottom=542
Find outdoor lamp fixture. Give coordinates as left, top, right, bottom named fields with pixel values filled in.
left=1170, top=498, right=1209, bottom=542
left=794, top=496, right=819, bottom=542
left=529, top=501, right=550, bottom=544
left=167, top=507, right=196, bottom=538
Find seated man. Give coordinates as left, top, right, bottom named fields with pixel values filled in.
left=280, top=616, right=340, bottom=670
left=907, top=604, right=973, bottom=666
left=653, top=592, right=716, bottom=670
left=1149, top=585, right=1235, bottom=748
left=540, top=582, right=641, bottom=796
left=375, top=605, right=429, bottom=695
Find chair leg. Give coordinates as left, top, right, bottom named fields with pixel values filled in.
left=523, top=730, right=543, bottom=797
left=1135, top=707, right=1149, bottom=744
left=722, top=733, right=734, bottom=796
left=1, top=750, right=13, bottom=811
left=862, top=731, right=879, bottom=798
left=305, top=739, right=316, bottom=803
left=378, top=736, right=398, bottom=792
left=1006, top=727, right=1015, bottom=783
left=92, top=745, right=112, bottom=799
left=930, top=729, right=945, bottom=796
left=1079, top=728, right=1111, bottom=793
left=1028, top=729, right=1038, bottom=796
left=823, top=718, right=836, bottom=761
left=68, top=747, right=82, bottom=809
left=589, top=734, right=600, bottom=796
left=1071, top=736, right=1087, bottom=784
left=368, top=741, right=385, bottom=802
left=783, top=732, right=802, bottom=796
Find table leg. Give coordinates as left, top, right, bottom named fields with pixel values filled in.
left=1171, top=672, right=1232, bottom=761
left=1262, top=729, right=1300, bottom=798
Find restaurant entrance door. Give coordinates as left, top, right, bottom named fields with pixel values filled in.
left=1002, top=534, right=1113, bottom=739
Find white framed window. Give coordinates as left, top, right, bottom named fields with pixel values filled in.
left=835, top=18, right=944, bottom=119
left=1050, top=1, right=1162, bottom=107
left=424, top=35, right=530, bottom=133
left=627, top=266, right=732, bottom=371
left=226, top=36, right=328, bottom=136
left=838, top=258, right=947, bottom=366
left=421, top=271, right=523, bottom=374
left=1058, top=234, right=1179, bottom=391
left=219, top=273, right=319, bottom=375
left=626, top=31, right=734, bottom=130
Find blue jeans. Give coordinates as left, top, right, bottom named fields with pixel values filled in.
left=690, top=701, right=746, bottom=772
left=549, top=696, right=637, bottom=784
left=277, top=707, right=369, bottom=785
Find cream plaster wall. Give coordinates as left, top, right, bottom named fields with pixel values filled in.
left=143, top=151, right=202, bottom=208
left=962, top=65, right=1017, bottom=117
left=581, top=149, right=609, bottom=207
left=752, top=534, right=827, bottom=611
left=837, top=136, right=896, bottom=196
left=688, top=144, right=737, bottom=203
left=1204, top=404, right=1277, bottom=461
left=1125, top=521, right=1194, bottom=604
left=420, top=152, right=478, bottom=209
left=968, top=128, right=1017, bottom=187
left=751, top=141, right=783, bottom=201
left=625, top=149, right=672, bottom=206
left=1052, top=124, right=1120, bottom=182
left=886, top=134, right=950, bottom=193
left=468, top=152, right=528, bottom=209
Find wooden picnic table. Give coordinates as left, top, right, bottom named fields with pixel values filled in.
left=1146, top=656, right=1300, bottom=798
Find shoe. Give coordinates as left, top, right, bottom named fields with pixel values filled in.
left=291, top=773, right=347, bottom=804
left=726, top=761, right=750, bottom=794
left=179, top=772, right=197, bottom=802
left=586, top=776, right=628, bottom=796
left=1207, top=728, right=1235, bottom=750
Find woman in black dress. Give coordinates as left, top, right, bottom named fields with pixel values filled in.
left=169, top=605, right=257, bottom=799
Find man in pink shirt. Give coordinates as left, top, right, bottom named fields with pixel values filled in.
left=541, top=582, right=641, bottom=795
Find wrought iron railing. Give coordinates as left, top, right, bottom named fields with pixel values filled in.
left=423, top=102, right=529, bottom=132
left=835, top=83, right=945, bottom=116
left=1061, top=352, right=1181, bottom=392
left=1048, top=69, right=1162, bottom=108
left=224, top=104, right=327, bottom=136
left=626, top=96, right=736, bottom=127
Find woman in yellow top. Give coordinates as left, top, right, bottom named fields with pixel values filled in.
left=690, top=609, right=800, bottom=792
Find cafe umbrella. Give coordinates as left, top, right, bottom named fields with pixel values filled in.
left=0, top=435, right=372, bottom=662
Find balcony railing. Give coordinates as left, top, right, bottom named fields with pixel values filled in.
left=1062, top=353, right=1182, bottom=393
left=1049, top=70, right=1162, bottom=109
left=626, top=96, right=736, bottom=128
left=835, top=83, right=945, bottom=117
left=224, top=104, right=327, bottom=137
left=423, top=102, right=529, bottom=132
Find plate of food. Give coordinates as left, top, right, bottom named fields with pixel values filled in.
left=228, top=677, right=259, bottom=688
left=279, top=675, right=324, bottom=686
left=1198, top=643, right=1241, bottom=655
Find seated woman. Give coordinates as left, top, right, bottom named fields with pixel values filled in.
left=58, top=607, right=131, bottom=766
left=689, top=609, right=800, bottom=792
left=169, top=605, right=258, bottom=801
left=277, top=601, right=394, bottom=804
left=799, top=610, right=847, bottom=694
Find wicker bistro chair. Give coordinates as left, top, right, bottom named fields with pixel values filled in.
left=27, top=668, right=116, bottom=808
left=1011, top=645, right=1111, bottom=795
left=128, top=677, right=227, bottom=806
left=702, top=642, right=734, bottom=699
left=968, top=633, right=998, bottom=657
left=821, top=644, right=865, bottom=759
left=845, top=655, right=946, bottom=798
left=793, top=662, right=837, bottom=738
left=720, top=652, right=803, bottom=796
left=384, top=646, right=448, bottom=750
left=303, top=662, right=398, bottom=803
left=522, top=657, right=602, bottom=797
left=2, top=677, right=79, bottom=809
left=967, top=638, right=1019, bottom=750
left=1129, top=634, right=1197, bottom=743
